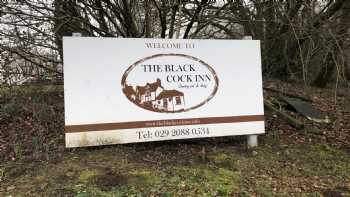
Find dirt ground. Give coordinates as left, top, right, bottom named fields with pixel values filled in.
left=0, top=82, right=349, bottom=196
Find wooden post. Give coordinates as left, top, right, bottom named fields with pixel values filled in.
left=247, top=134, right=258, bottom=148
left=243, top=35, right=258, bottom=148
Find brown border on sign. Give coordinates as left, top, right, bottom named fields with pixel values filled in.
left=121, top=53, right=219, bottom=113
left=65, top=115, right=264, bottom=133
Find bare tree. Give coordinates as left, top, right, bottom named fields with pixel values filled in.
left=0, top=0, right=349, bottom=87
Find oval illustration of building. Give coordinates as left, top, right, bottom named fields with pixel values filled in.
left=121, top=53, right=219, bottom=113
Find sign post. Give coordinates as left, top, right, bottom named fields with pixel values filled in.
left=63, top=36, right=265, bottom=147
left=243, top=35, right=259, bottom=148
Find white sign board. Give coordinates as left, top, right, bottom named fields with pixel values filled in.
left=63, top=37, right=264, bottom=147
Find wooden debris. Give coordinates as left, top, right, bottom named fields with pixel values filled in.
left=264, top=87, right=312, bottom=102
left=282, top=97, right=330, bottom=123
left=264, top=101, right=304, bottom=129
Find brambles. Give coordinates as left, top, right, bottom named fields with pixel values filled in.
left=0, top=85, right=64, bottom=162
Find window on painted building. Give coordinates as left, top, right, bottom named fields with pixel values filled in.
left=176, top=96, right=181, bottom=105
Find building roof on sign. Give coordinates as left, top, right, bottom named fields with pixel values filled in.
left=124, top=84, right=136, bottom=95
left=147, top=79, right=162, bottom=92
left=136, top=79, right=162, bottom=94
left=156, top=90, right=184, bottom=100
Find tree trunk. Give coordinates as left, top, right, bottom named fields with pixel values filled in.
left=54, top=0, right=82, bottom=60
left=312, top=52, right=336, bottom=88
left=345, top=48, right=350, bottom=81
left=144, top=0, right=152, bottom=38
left=168, top=2, right=178, bottom=38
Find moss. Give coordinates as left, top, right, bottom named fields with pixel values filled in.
left=115, top=164, right=241, bottom=196
left=305, top=192, right=322, bottom=197
left=296, top=144, right=350, bottom=179
left=169, top=165, right=241, bottom=196
left=211, top=168, right=240, bottom=195
left=34, top=175, right=46, bottom=182
left=2, top=141, right=349, bottom=196
left=79, top=169, right=101, bottom=183
left=208, top=152, right=232, bottom=167
left=73, top=186, right=109, bottom=197
left=130, top=169, right=162, bottom=186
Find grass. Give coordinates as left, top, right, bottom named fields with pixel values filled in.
left=0, top=85, right=349, bottom=196
left=1, top=137, right=349, bottom=196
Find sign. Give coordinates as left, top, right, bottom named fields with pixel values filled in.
left=63, top=37, right=264, bottom=147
